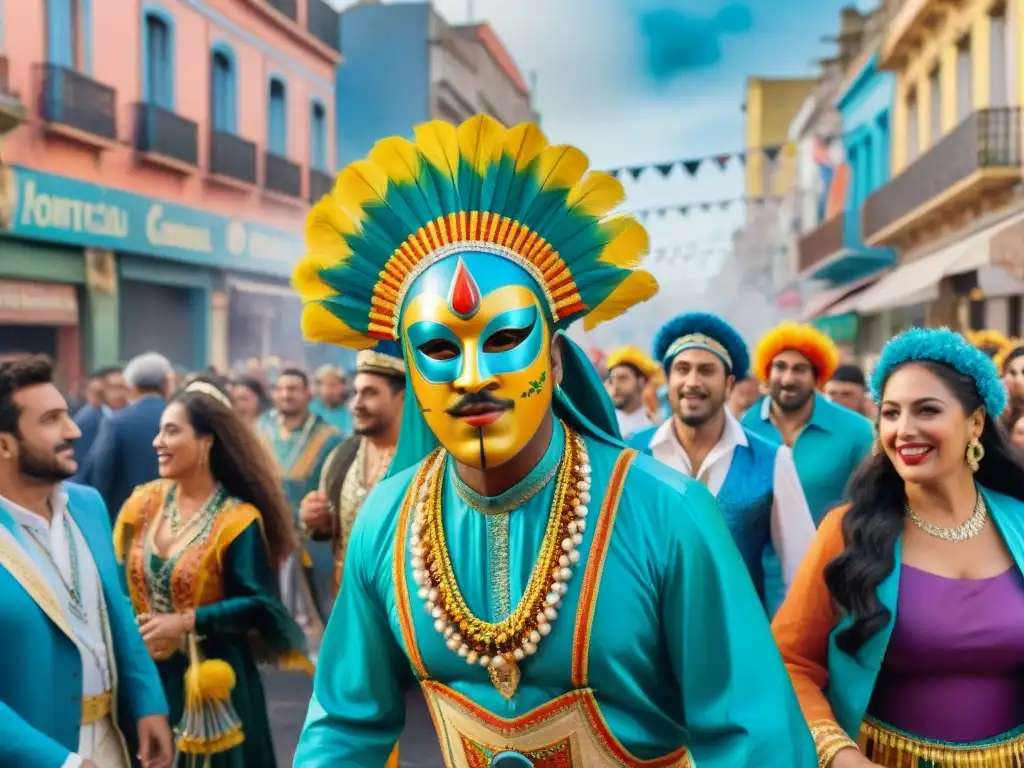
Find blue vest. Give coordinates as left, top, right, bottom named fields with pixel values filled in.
left=716, top=433, right=776, bottom=604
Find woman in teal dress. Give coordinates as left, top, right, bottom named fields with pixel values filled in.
left=114, top=379, right=311, bottom=768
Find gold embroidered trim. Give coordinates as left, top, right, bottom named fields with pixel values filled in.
left=810, top=720, right=857, bottom=768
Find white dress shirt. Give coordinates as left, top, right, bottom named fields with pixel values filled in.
left=648, top=410, right=815, bottom=588
left=616, top=407, right=654, bottom=439
left=3, top=488, right=114, bottom=768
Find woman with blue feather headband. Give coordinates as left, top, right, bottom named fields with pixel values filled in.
left=773, top=327, right=1024, bottom=767
left=291, top=115, right=815, bottom=767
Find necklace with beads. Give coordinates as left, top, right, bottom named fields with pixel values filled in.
left=409, top=422, right=591, bottom=700
left=905, top=490, right=987, bottom=542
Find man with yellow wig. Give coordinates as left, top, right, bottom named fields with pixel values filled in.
left=605, top=346, right=660, bottom=438
left=291, top=115, right=815, bottom=766
left=741, top=322, right=874, bottom=612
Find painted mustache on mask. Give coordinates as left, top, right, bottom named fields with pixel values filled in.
left=445, top=391, right=516, bottom=417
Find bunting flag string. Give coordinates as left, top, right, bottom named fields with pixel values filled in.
left=624, top=189, right=818, bottom=220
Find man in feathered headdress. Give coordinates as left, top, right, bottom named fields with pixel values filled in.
left=742, top=322, right=874, bottom=611
left=605, top=345, right=660, bottom=438
left=631, top=313, right=814, bottom=611
left=291, top=115, right=815, bottom=766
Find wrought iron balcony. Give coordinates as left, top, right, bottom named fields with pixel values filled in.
left=797, top=214, right=846, bottom=273
left=134, top=103, right=198, bottom=169
left=36, top=63, right=116, bottom=143
left=264, top=151, right=302, bottom=198
left=307, top=0, right=341, bottom=52
left=266, top=0, right=297, bottom=21
left=209, top=130, right=257, bottom=185
left=862, top=108, right=1022, bottom=246
left=309, top=168, right=333, bottom=203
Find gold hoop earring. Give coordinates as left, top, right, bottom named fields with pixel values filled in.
left=966, top=439, right=985, bottom=472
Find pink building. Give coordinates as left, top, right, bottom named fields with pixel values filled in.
left=0, top=0, right=341, bottom=385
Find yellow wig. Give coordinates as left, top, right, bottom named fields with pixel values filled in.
left=966, top=329, right=1013, bottom=362
left=606, top=346, right=660, bottom=379
left=752, top=322, right=839, bottom=388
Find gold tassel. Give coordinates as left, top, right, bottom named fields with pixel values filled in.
left=175, top=634, right=244, bottom=757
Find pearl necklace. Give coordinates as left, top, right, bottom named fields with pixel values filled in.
left=409, top=425, right=591, bottom=699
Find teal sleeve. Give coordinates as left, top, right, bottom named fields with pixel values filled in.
left=664, top=482, right=817, bottom=766
left=294, top=513, right=412, bottom=765
left=0, top=701, right=73, bottom=767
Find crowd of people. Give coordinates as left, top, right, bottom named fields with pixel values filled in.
left=4, top=113, right=1024, bottom=768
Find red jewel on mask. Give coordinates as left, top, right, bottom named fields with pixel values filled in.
left=448, top=257, right=482, bottom=318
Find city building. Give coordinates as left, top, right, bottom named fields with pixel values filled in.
left=796, top=6, right=898, bottom=355
left=743, top=77, right=818, bottom=200
left=0, top=0, right=341, bottom=389
left=335, top=0, right=537, bottom=165
left=851, top=0, right=1024, bottom=337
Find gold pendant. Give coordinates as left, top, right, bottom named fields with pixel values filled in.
left=488, top=656, right=520, bottom=700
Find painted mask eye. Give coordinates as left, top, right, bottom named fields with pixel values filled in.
left=417, top=338, right=460, bottom=361
left=483, top=320, right=535, bottom=354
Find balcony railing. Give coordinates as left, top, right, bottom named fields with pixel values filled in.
left=209, top=130, right=257, bottom=185
left=134, top=103, right=198, bottom=168
left=797, top=214, right=845, bottom=273
left=36, top=63, right=116, bottom=142
left=267, top=0, right=297, bottom=21
left=307, top=0, right=341, bottom=52
left=309, top=168, right=333, bottom=203
left=862, top=108, right=1022, bottom=243
left=264, top=151, right=302, bottom=198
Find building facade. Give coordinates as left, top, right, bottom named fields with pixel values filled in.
left=336, top=0, right=536, bottom=165
left=851, top=0, right=1024, bottom=338
left=0, top=0, right=341, bottom=390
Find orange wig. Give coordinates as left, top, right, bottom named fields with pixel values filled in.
left=752, top=322, right=839, bottom=388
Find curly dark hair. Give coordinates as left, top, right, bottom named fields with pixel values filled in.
left=170, top=382, right=297, bottom=567
left=0, top=356, right=55, bottom=436
left=825, top=360, right=1024, bottom=658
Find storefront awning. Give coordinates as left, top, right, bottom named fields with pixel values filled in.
left=800, top=272, right=884, bottom=321
left=853, top=210, right=1024, bottom=314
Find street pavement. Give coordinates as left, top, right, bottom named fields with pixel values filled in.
left=265, top=669, right=445, bottom=767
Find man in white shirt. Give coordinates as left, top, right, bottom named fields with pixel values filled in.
left=605, top=345, right=659, bottom=439
left=630, top=313, right=815, bottom=611
left=0, top=356, right=172, bottom=768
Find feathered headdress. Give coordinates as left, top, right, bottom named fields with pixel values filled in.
left=293, top=115, right=657, bottom=349
left=652, top=312, right=750, bottom=379
left=966, top=329, right=1013, bottom=361
left=752, top=322, right=839, bottom=387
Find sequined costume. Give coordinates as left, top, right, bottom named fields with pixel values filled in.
left=291, top=115, right=815, bottom=766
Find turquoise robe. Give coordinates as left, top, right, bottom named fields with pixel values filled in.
left=295, top=420, right=816, bottom=766
left=0, top=483, right=168, bottom=765
left=312, top=398, right=353, bottom=436
left=824, top=486, right=1024, bottom=739
left=259, top=411, right=342, bottom=620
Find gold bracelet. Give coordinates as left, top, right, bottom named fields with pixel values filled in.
left=180, top=609, right=196, bottom=632
left=810, top=720, right=858, bottom=768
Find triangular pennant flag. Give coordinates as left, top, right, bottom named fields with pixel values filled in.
left=763, top=145, right=780, bottom=163
left=719, top=199, right=730, bottom=210
left=714, top=155, right=731, bottom=170
left=700, top=202, right=711, bottom=211
left=678, top=206, right=689, bottom=216
left=628, top=166, right=645, bottom=181
left=608, top=168, right=621, bottom=179
left=736, top=152, right=746, bottom=166
left=683, top=159, right=701, bottom=176
left=656, top=163, right=675, bottom=177
left=656, top=208, right=666, bottom=217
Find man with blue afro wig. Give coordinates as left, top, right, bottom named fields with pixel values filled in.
left=631, top=312, right=815, bottom=612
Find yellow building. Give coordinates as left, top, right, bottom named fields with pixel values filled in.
left=744, top=77, right=818, bottom=200
left=852, top=0, right=1024, bottom=336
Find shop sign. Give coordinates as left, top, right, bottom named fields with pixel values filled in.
left=0, top=279, right=78, bottom=325
left=3, top=166, right=304, bottom=278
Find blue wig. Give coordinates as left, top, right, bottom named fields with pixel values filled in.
left=652, top=312, right=750, bottom=379
left=869, top=327, right=1007, bottom=417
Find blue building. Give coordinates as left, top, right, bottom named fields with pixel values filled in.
left=335, top=1, right=536, bottom=166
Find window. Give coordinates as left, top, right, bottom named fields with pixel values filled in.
left=210, top=45, right=237, bottom=133
left=990, top=5, right=1008, bottom=107
left=268, top=77, right=287, bottom=156
left=143, top=10, right=173, bottom=108
left=906, top=89, right=919, bottom=162
left=310, top=101, right=326, bottom=171
left=956, top=35, right=972, bottom=121
left=47, top=0, right=85, bottom=69
left=928, top=66, right=941, bottom=143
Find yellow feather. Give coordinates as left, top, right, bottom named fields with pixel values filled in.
left=291, top=258, right=335, bottom=301
left=304, top=202, right=354, bottom=266
left=332, top=160, right=390, bottom=220
left=368, top=136, right=421, bottom=184
left=502, top=122, right=549, bottom=171
left=583, top=270, right=659, bottom=331
left=598, top=217, right=649, bottom=268
left=535, top=145, right=589, bottom=191
left=413, top=120, right=460, bottom=177
left=457, top=114, right=505, bottom=175
left=566, top=171, right=625, bottom=216
left=300, top=304, right=377, bottom=349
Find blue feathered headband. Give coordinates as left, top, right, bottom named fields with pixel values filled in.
left=652, top=312, right=750, bottom=379
left=869, top=327, right=1007, bottom=417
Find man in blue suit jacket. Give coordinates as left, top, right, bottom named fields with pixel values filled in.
left=72, top=367, right=129, bottom=466
left=0, top=355, right=172, bottom=767
left=78, top=353, right=171, bottom=522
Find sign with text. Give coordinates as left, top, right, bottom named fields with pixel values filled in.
left=4, top=167, right=305, bottom=278
left=0, top=279, right=79, bottom=325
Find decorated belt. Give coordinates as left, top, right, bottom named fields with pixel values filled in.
left=859, top=715, right=1024, bottom=767
left=81, top=690, right=113, bottom=725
